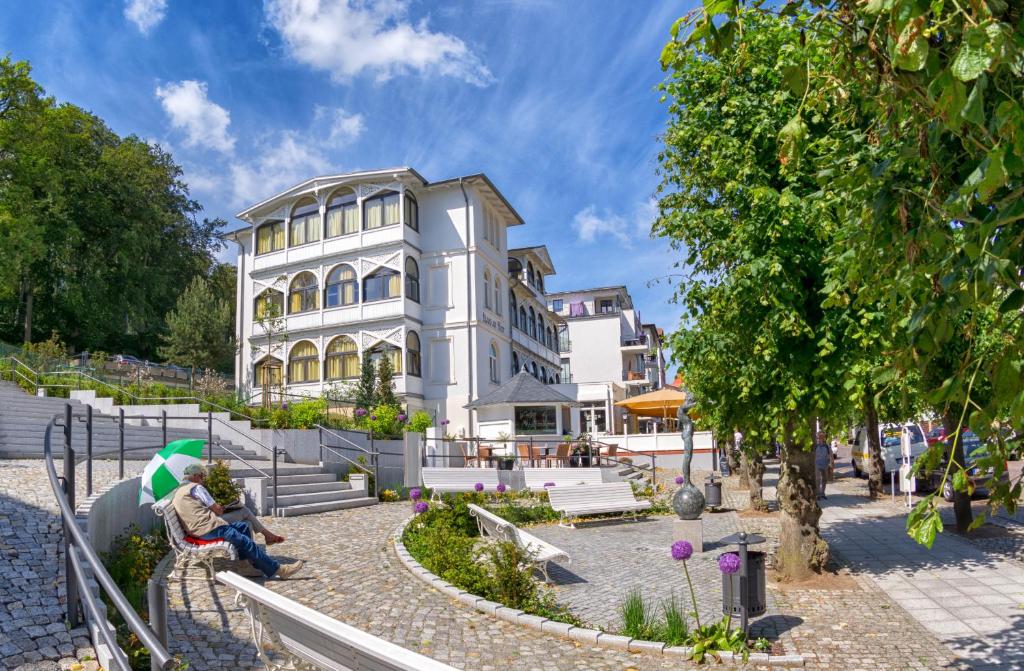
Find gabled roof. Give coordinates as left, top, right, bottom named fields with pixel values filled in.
left=508, top=246, right=556, bottom=275
left=465, top=371, right=578, bottom=408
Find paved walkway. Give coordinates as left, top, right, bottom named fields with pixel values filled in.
left=819, top=465, right=1024, bottom=670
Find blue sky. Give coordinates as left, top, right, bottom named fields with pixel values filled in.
left=1, top=0, right=692, bottom=350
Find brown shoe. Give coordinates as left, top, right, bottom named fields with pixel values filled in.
left=275, top=560, right=304, bottom=579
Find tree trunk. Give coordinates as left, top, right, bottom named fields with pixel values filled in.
left=739, top=450, right=750, bottom=488
left=22, top=281, right=33, bottom=344
left=864, top=390, right=885, bottom=499
left=943, top=412, right=974, bottom=533
left=748, top=450, right=768, bottom=512
left=726, top=435, right=742, bottom=475
left=776, top=418, right=829, bottom=579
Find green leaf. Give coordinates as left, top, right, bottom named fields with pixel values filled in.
left=703, top=0, right=736, bottom=15
left=969, top=147, right=1007, bottom=201
left=782, top=64, right=807, bottom=96
left=961, top=75, right=987, bottom=126
left=906, top=503, right=943, bottom=548
left=1000, top=289, right=1024, bottom=313
left=863, top=0, right=894, bottom=14
left=953, top=469, right=967, bottom=492
left=952, top=27, right=993, bottom=81
left=893, top=23, right=929, bottom=71
left=778, top=113, right=808, bottom=171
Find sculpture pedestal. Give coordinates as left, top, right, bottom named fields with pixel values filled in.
left=672, top=518, right=704, bottom=553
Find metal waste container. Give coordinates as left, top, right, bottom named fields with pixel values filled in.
left=722, top=550, right=767, bottom=617
left=704, top=475, right=722, bottom=508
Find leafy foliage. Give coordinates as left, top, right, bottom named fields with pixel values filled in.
left=407, top=409, right=433, bottom=433
left=158, top=274, right=235, bottom=373
left=204, top=460, right=242, bottom=506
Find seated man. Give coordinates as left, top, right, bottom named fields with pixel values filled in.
left=171, top=464, right=303, bottom=579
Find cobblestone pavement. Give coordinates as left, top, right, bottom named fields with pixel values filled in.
left=0, top=459, right=143, bottom=670
left=819, top=463, right=1019, bottom=671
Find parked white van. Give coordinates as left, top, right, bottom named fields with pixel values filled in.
left=851, top=422, right=928, bottom=478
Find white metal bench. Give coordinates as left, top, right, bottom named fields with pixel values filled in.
left=523, top=467, right=603, bottom=491
left=467, top=504, right=570, bottom=583
left=421, top=468, right=502, bottom=500
left=153, top=497, right=238, bottom=580
left=546, top=482, right=652, bottom=528
left=217, top=571, right=458, bottom=671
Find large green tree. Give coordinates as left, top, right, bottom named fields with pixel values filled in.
left=657, top=12, right=846, bottom=577
left=681, top=0, right=1024, bottom=545
left=158, top=274, right=235, bottom=373
left=0, top=56, right=223, bottom=358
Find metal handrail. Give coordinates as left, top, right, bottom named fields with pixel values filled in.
left=211, top=416, right=276, bottom=457
left=317, top=425, right=377, bottom=497
left=43, top=412, right=176, bottom=671
left=211, top=441, right=273, bottom=480
left=1, top=356, right=265, bottom=426
left=315, top=424, right=372, bottom=454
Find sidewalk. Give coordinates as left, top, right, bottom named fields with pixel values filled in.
left=819, top=472, right=1024, bottom=670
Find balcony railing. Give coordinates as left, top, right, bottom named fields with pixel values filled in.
left=623, top=370, right=647, bottom=382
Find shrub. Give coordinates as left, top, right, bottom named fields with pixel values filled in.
left=204, top=460, right=242, bottom=505
left=407, top=410, right=433, bottom=433
left=287, top=397, right=328, bottom=428
left=362, top=403, right=404, bottom=438
left=379, top=489, right=399, bottom=502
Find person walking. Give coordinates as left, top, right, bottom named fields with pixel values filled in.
left=814, top=432, right=831, bottom=499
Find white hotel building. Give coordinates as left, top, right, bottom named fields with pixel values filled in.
left=225, top=167, right=564, bottom=437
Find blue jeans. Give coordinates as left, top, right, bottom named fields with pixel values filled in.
left=200, top=521, right=280, bottom=577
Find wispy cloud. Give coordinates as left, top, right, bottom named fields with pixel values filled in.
left=263, top=0, right=493, bottom=86
left=155, top=80, right=236, bottom=154
left=571, top=199, right=657, bottom=246
left=124, top=0, right=167, bottom=34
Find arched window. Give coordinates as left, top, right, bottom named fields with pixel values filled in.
left=528, top=307, right=536, bottom=339
left=483, top=270, right=492, bottom=309
left=364, top=268, right=400, bottom=302
left=289, top=198, right=321, bottom=247
left=512, top=351, right=520, bottom=375
left=325, top=188, right=358, bottom=238
left=405, top=258, right=420, bottom=303
left=289, top=272, right=319, bottom=314
left=364, top=190, right=400, bottom=230
left=489, top=342, right=499, bottom=383
left=254, top=288, right=284, bottom=320
left=537, top=274, right=544, bottom=293
left=404, top=192, right=418, bottom=231
left=527, top=262, right=535, bottom=287
left=530, top=361, right=538, bottom=378
left=253, top=356, right=282, bottom=388
left=288, top=341, right=319, bottom=383
left=519, top=306, right=527, bottom=332
left=510, top=293, right=518, bottom=328
left=256, top=220, right=285, bottom=254
left=537, top=316, right=545, bottom=344
left=325, top=264, right=358, bottom=307
left=368, top=342, right=402, bottom=373
left=546, top=327, right=553, bottom=350
left=407, top=331, right=421, bottom=377
left=325, top=336, right=359, bottom=380
left=540, top=366, right=547, bottom=384
left=555, top=373, right=561, bottom=383
left=494, top=279, right=502, bottom=315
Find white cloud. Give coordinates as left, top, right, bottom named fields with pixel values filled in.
left=155, top=80, right=236, bottom=154
left=264, top=0, right=493, bottom=86
left=229, top=106, right=365, bottom=206
left=571, top=200, right=657, bottom=246
left=124, top=0, right=167, bottom=34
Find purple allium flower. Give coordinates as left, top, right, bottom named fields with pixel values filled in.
left=671, top=540, right=693, bottom=561
left=441, top=419, right=450, bottom=425
left=474, top=482, right=484, bottom=492
left=398, top=413, right=407, bottom=422
left=544, top=482, right=556, bottom=488
left=496, top=483, right=507, bottom=493
left=281, top=402, right=289, bottom=410
left=675, top=475, right=685, bottom=485
left=410, top=488, right=422, bottom=500
left=414, top=501, right=429, bottom=514
left=718, top=553, right=741, bottom=574
left=355, top=408, right=367, bottom=417
left=370, top=414, right=377, bottom=421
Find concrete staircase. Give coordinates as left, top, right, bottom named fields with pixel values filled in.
left=0, top=381, right=377, bottom=516
left=614, top=462, right=654, bottom=483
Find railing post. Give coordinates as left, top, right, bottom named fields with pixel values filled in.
left=63, top=403, right=80, bottom=628
left=652, top=453, right=657, bottom=488
left=161, top=409, right=167, bottom=447
left=207, top=411, right=213, bottom=464
left=318, top=427, right=323, bottom=465
left=118, top=408, right=125, bottom=479
left=147, top=577, right=168, bottom=671
left=85, top=405, right=93, bottom=498
left=272, top=445, right=279, bottom=516
left=369, top=429, right=378, bottom=497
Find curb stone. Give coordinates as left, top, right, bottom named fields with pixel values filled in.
left=392, top=517, right=805, bottom=667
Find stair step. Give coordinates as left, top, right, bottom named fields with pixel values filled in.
left=268, top=472, right=338, bottom=485
left=270, top=481, right=352, bottom=496
left=272, top=489, right=366, bottom=506
left=275, top=497, right=377, bottom=516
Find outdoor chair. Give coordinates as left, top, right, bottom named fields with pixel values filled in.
left=542, top=442, right=572, bottom=467
left=516, top=443, right=535, bottom=467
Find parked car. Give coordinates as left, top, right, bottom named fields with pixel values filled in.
left=850, top=422, right=928, bottom=478
left=114, top=354, right=144, bottom=366
left=926, top=425, right=948, bottom=446
left=920, top=429, right=993, bottom=501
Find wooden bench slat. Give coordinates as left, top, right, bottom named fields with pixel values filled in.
left=546, top=482, right=652, bottom=527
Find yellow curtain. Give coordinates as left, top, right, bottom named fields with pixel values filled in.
left=388, top=273, right=400, bottom=298
left=290, top=219, right=304, bottom=246
left=272, top=223, right=284, bottom=250
left=327, top=209, right=342, bottom=238
left=389, top=347, right=402, bottom=373
left=306, top=215, right=321, bottom=243
left=342, top=282, right=356, bottom=305
left=365, top=200, right=382, bottom=229
left=256, top=360, right=282, bottom=388
left=384, top=195, right=400, bottom=226
left=290, top=359, right=319, bottom=383
left=257, top=226, right=272, bottom=254
left=289, top=291, right=302, bottom=313
left=343, top=205, right=359, bottom=234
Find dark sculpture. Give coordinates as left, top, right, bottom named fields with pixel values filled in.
left=672, top=391, right=706, bottom=520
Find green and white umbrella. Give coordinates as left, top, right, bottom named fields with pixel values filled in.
left=138, top=439, right=206, bottom=506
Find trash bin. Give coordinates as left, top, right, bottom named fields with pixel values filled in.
left=704, top=475, right=722, bottom=508
left=721, top=550, right=767, bottom=617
